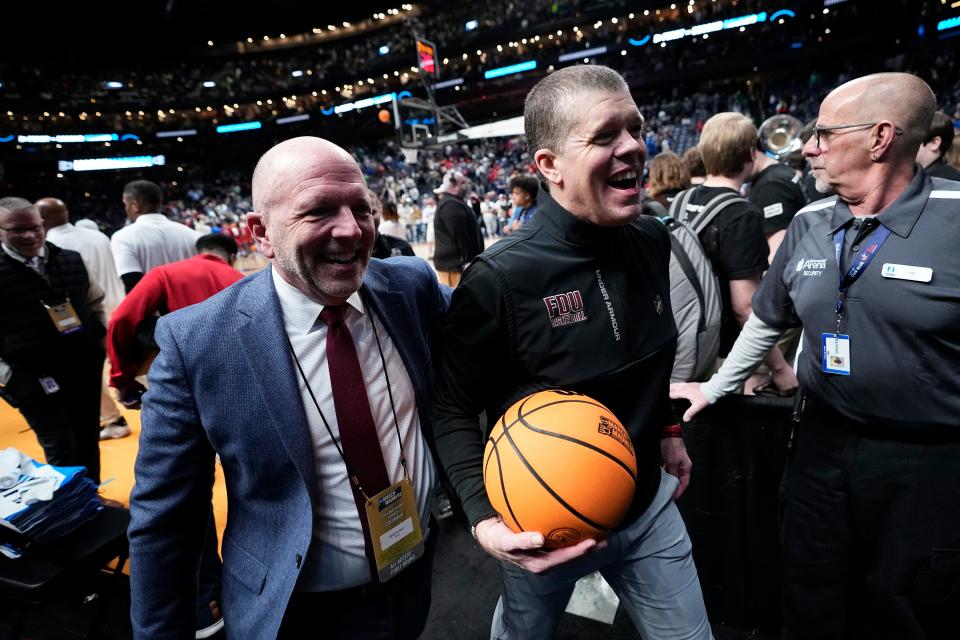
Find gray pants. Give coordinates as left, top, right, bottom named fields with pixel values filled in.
left=491, top=469, right=712, bottom=640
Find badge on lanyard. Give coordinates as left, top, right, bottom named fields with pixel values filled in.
left=42, top=299, right=83, bottom=335
left=364, top=476, right=425, bottom=583
left=821, top=333, right=851, bottom=375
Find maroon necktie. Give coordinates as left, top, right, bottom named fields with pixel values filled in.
left=319, top=305, right=390, bottom=578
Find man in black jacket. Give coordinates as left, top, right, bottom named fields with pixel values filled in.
left=431, top=170, right=483, bottom=286
left=0, top=197, right=106, bottom=484
left=432, top=66, right=711, bottom=639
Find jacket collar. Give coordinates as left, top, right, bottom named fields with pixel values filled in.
left=236, top=269, right=318, bottom=502
left=535, top=185, right=628, bottom=246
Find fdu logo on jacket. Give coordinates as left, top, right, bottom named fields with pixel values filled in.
left=542, top=290, right=586, bottom=328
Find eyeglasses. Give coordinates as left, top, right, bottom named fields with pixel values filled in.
left=0, top=225, right=43, bottom=235
left=811, top=122, right=903, bottom=149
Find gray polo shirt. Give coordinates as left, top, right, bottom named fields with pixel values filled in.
left=752, top=169, right=960, bottom=434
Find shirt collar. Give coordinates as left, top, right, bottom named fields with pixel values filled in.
left=270, top=265, right=364, bottom=335
left=2, top=242, right=47, bottom=264
left=828, top=166, right=930, bottom=237
left=45, top=223, right=74, bottom=240
left=135, top=213, right=168, bottom=224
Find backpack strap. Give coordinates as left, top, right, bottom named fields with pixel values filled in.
left=669, top=188, right=698, bottom=224
left=643, top=198, right=668, bottom=218
left=687, top=191, right=751, bottom=234
left=663, top=221, right=708, bottom=332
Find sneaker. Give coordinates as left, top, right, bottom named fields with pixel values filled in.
left=99, top=416, right=131, bottom=440
left=196, top=600, right=224, bottom=639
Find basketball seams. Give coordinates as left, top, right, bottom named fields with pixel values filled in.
left=500, top=398, right=611, bottom=532
left=515, top=413, right=637, bottom=483
left=489, top=398, right=612, bottom=447
left=491, top=414, right=524, bottom=532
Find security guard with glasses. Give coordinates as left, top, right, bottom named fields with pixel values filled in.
left=671, top=72, right=960, bottom=639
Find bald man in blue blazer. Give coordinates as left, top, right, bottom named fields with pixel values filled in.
left=129, top=137, right=450, bottom=640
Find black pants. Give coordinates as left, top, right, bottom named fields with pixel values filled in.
left=278, top=525, right=437, bottom=640
left=782, top=402, right=960, bottom=639
left=2, top=353, right=103, bottom=484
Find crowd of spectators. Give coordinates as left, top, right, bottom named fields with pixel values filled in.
left=0, top=0, right=901, bottom=136
left=40, top=48, right=960, bottom=246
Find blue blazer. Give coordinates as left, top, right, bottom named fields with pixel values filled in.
left=129, top=257, right=449, bottom=640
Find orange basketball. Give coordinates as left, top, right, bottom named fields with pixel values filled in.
left=377, top=109, right=391, bottom=123
left=483, top=389, right=637, bottom=548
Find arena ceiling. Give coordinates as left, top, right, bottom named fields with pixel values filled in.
left=4, top=0, right=433, bottom=62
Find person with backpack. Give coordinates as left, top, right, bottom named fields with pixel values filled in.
left=669, top=113, right=798, bottom=394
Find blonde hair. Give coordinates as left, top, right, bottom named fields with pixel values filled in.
left=698, top=112, right=757, bottom=177
left=647, top=152, right=691, bottom=196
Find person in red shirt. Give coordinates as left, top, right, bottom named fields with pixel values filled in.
left=107, top=233, right=243, bottom=638
left=107, top=233, right=244, bottom=407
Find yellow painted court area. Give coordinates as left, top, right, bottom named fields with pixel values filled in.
left=0, top=391, right=229, bottom=570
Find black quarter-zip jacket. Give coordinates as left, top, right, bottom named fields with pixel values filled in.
left=431, top=188, right=679, bottom=527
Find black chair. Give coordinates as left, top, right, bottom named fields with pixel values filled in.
left=0, top=506, right=131, bottom=638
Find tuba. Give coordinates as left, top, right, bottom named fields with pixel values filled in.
left=758, top=114, right=803, bottom=160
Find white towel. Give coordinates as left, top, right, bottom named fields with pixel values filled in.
left=0, top=448, right=24, bottom=490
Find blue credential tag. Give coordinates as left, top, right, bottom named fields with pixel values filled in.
left=821, top=333, right=851, bottom=375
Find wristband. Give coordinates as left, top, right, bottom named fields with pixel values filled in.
left=661, top=424, right=684, bottom=439
left=470, top=514, right=500, bottom=540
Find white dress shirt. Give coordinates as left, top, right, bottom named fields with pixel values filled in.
left=271, top=268, right=436, bottom=591
left=46, top=223, right=125, bottom=317
left=110, top=213, right=202, bottom=277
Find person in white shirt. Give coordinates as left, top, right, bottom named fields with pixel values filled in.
left=377, top=201, right=408, bottom=241
left=111, top=180, right=201, bottom=292
left=37, top=197, right=130, bottom=439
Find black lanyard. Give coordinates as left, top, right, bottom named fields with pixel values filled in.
left=286, top=294, right=408, bottom=500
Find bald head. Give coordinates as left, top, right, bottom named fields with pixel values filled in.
left=0, top=197, right=44, bottom=257
left=35, top=197, right=69, bottom=230
left=825, top=73, right=936, bottom=159
left=247, top=136, right=374, bottom=305
left=252, top=136, right=360, bottom=219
